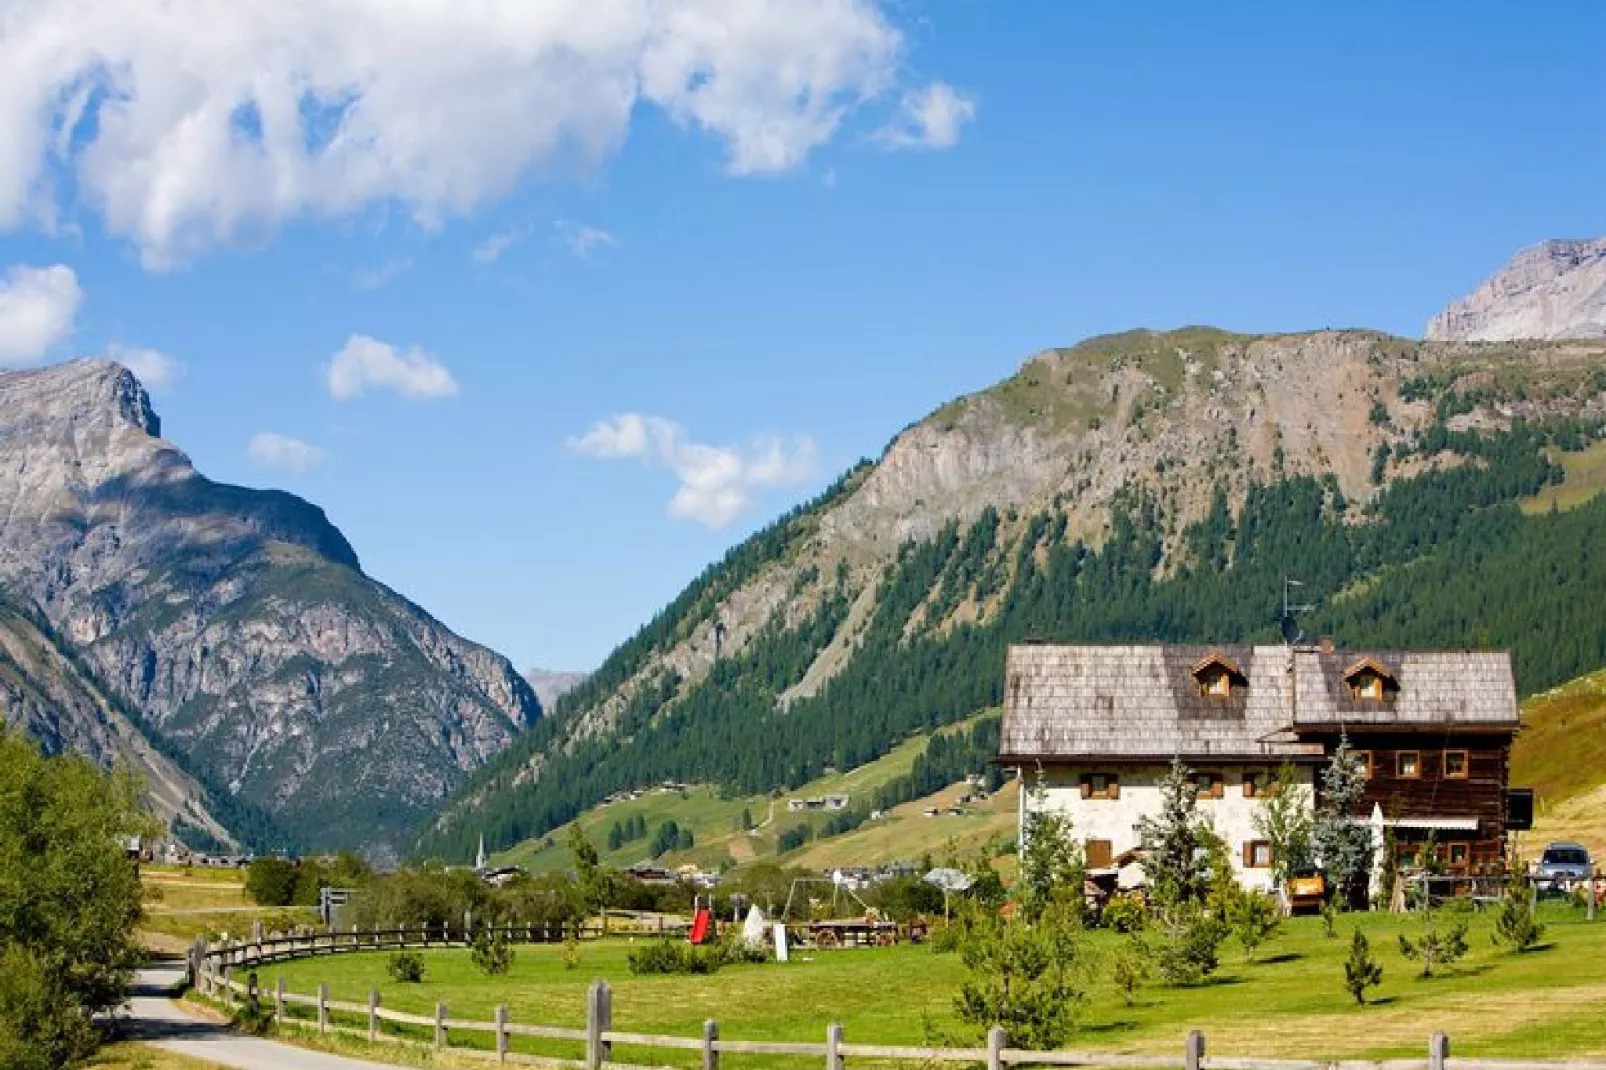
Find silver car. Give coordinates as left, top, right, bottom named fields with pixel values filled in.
left=1534, top=842, right=1593, bottom=889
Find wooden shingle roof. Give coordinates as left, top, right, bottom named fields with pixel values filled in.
left=1000, top=644, right=1518, bottom=762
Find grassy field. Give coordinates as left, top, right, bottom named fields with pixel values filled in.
left=137, top=864, right=316, bottom=952
left=1521, top=441, right=1606, bottom=514
left=266, top=906, right=1606, bottom=1064
left=495, top=718, right=994, bottom=874
left=1513, top=668, right=1606, bottom=859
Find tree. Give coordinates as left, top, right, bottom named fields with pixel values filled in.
left=1016, top=769, right=1086, bottom=925
left=1150, top=903, right=1229, bottom=986
left=1229, top=890, right=1282, bottom=962
left=568, top=825, right=611, bottom=913
left=471, top=927, right=515, bottom=976
left=1312, top=738, right=1372, bottom=909
left=1110, top=936, right=1151, bottom=1006
left=1136, top=756, right=1211, bottom=906
left=1492, top=864, right=1545, bottom=953
left=0, top=731, right=149, bottom=1070
left=245, top=857, right=299, bottom=906
left=1252, top=760, right=1314, bottom=889
left=1344, top=930, right=1383, bottom=1005
left=1398, top=915, right=1469, bottom=978
left=954, top=905, right=1085, bottom=1049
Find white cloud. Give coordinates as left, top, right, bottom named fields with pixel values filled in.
left=0, top=0, right=913, bottom=267
left=247, top=431, right=324, bottom=473
left=473, top=230, right=525, bottom=264
left=554, top=220, right=618, bottom=260
left=107, top=343, right=183, bottom=392
left=352, top=256, right=412, bottom=291
left=875, top=82, right=976, bottom=150
left=567, top=413, right=817, bottom=528
left=326, top=334, right=458, bottom=401
left=0, top=263, right=82, bottom=367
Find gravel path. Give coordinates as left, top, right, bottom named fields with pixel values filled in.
left=120, top=966, right=399, bottom=1070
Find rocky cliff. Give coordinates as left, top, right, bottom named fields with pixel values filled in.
left=0, top=361, right=541, bottom=860
left=1428, top=238, right=1606, bottom=341
left=424, top=327, right=1606, bottom=862
left=524, top=669, right=588, bottom=712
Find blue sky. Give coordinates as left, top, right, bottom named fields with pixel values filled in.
left=1, top=2, right=1602, bottom=673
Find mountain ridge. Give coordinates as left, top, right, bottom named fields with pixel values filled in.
left=423, top=326, right=1606, bottom=864
left=0, top=359, right=542, bottom=860
left=1428, top=238, right=1606, bottom=342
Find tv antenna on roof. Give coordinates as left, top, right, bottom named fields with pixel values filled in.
left=1281, top=577, right=1314, bottom=646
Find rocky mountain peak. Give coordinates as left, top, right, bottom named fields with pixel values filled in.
left=1427, top=238, right=1606, bottom=342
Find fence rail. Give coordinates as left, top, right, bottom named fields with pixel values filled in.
left=193, top=952, right=1606, bottom=1070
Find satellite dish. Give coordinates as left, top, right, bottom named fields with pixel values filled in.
left=1280, top=612, right=1304, bottom=646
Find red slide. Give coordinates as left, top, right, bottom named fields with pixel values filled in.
left=688, top=908, right=713, bottom=945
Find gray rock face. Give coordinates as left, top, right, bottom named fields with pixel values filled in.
left=1427, top=238, right=1606, bottom=341
left=0, top=360, right=541, bottom=859
left=523, top=669, right=588, bottom=712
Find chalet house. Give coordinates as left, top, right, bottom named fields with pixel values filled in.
left=999, top=643, right=1522, bottom=892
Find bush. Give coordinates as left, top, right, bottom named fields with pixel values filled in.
left=387, top=951, right=426, bottom=983
left=953, top=906, right=1085, bottom=1049
left=627, top=940, right=726, bottom=976
left=245, top=858, right=300, bottom=907
left=1229, top=890, right=1283, bottom=961
left=1101, top=893, right=1148, bottom=934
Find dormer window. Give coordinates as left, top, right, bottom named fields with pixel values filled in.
left=1343, top=657, right=1399, bottom=702
left=1191, top=653, right=1247, bottom=699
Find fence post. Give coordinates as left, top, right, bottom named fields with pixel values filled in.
left=1589, top=870, right=1598, bottom=922
left=275, top=976, right=285, bottom=1021
left=1185, top=1031, right=1205, bottom=1070
left=826, top=1022, right=844, bottom=1070
left=703, top=1020, right=720, bottom=1070
left=987, top=1027, right=1005, bottom=1070
left=369, top=990, right=380, bottom=1042
left=223, top=966, right=234, bottom=1010
left=586, top=980, right=612, bottom=1070
left=1430, top=1033, right=1450, bottom=1070
left=495, top=1004, right=509, bottom=1063
left=318, top=983, right=329, bottom=1034
left=435, top=1001, right=448, bottom=1050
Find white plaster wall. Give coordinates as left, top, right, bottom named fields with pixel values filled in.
left=1021, top=764, right=1316, bottom=894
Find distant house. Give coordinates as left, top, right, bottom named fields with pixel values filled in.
left=824, top=795, right=850, bottom=811
left=787, top=799, right=807, bottom=813
left=625, top=864, right=676, bottom=885
left=1000, top=643, right=1524, bottom=892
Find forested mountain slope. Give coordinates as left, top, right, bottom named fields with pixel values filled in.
left=0, top=361, right=541, bottom=860
left=423, top=328, right=1606, bottom=862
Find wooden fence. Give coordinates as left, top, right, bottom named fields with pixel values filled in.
left=196, top=970, right=1606, bottom=1070
left=191, top=930, right=1606, bottom=1070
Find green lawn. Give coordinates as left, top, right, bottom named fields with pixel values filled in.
left=265, top=905, right=1606, bottom=1065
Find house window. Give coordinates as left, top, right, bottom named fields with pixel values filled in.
left=1194, top=771, right=1224, bottom=800
left=1085, top=839, right=1113, bottom=869
left=1243, top=768, right=1284, bottom=798
left=1397, top=751, right=1421, bottom=779
left=1191, top=653, right=1246, bottom=698
left=1443, top=750, right=1469, bottom=779
left=1352, top=675, right=1384, bottom=701
left=1355, top=750, right=1374, bottom=779
left=1080, top=772, right=1121, bottom=800
left=1243, top=840, right=1273, bottom=869
left=1448, top=842, right=1470, bottom=867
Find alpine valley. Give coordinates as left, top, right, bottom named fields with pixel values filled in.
left=423, top=325, right=1606, bottom=865
left=0, top=361, right=540, bottom=863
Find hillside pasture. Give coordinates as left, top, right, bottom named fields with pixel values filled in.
left=265, top=906, right=1606, bottom=1064
left=138, top=864, right=315, bottom=952
left=1513, top=668, right=1606, bottom=858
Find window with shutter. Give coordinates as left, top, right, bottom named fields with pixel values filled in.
left=1085, top=839, right=1113, bottom=869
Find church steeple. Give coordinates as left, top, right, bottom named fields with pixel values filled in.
left=475, top=834, right=487, bottom=871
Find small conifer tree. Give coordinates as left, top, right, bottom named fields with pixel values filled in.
left=1492, top=863, right=1545, bottom=953
left=1343, top=929, right=1383, bottom=1005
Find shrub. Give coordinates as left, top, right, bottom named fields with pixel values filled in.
left=1344, top=930, right=1383, bottom=1006
left=245, top=858, right=300, bottom=907
left=1101, top=893, right=1147, bottom=934
left=387, top=951, right=426, bottom=983
left=1492, top=870, right=1546, bottom=954
left=1110, top=937, right=1151, bottom=1006
left=230, top=972, right=276, bottom=1036
left=627, top=940, right=724, bottom=976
